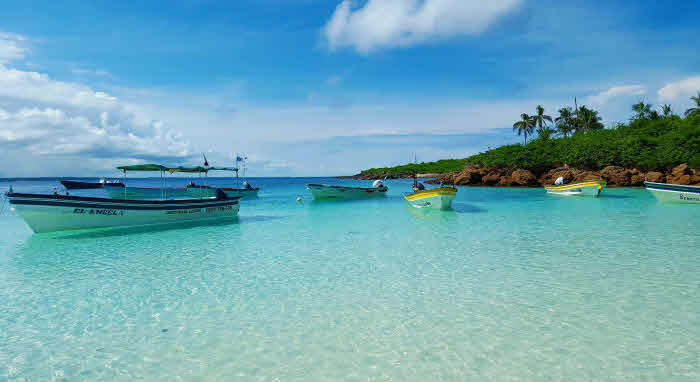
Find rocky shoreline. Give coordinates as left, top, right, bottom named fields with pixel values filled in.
left=349, top=163, right=700, bottom=187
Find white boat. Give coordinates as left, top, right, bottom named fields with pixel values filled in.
left=186, top=184, right=259, bottom=199
left=307, top=181, right=388, bottom=199
left=184, top=163, right=260, bottom=199
left=404, top=176, right=457, bottom=210
left=544, top=179, right=606, bottom=197
left=645, top=181, right=700, bottom=204
left=6, top=190, right=240, bottom=233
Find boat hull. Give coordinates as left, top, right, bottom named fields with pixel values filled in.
left=404, top=187, right=457, bottom=210
left=186, top=185, right=259, bottom=199
left=307, top=184, right=388, bottom=199
left=7, top=193, right=240, bottom=233
left=645, top=182, right=700, bottom=204
left=60, top=180, right=124, bottom=190
left=544, top=180, right=606, bottom=197
left=104, top=185, right=189, bottom=199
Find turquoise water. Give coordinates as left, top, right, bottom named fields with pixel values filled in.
left=1, top=177, right=699, bottom=381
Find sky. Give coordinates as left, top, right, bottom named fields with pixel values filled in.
left=1, top=0, right=699, bottom=177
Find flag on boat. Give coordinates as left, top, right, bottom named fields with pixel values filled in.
left=203, top=153, right=209, bottom=166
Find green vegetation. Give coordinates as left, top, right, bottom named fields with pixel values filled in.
left=359, top=95, right=700, bottom=177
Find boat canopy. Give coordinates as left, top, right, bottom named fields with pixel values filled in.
left=116, top=164, right=239, bottom=173
left=117, top=164, right=169, bottom=172
left=168, top=166, right=209, bottom=173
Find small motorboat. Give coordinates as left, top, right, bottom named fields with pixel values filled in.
left=185, top=163, right=260, bottom=199
left=645, top=181, right=700, bottom=204
left=186, top=183, right=259, bottom=199
left=60, top=179, right=124, bottom=190
left=404, top=176, right=457, bottom=210
left=544, top=178, right=606, bottom=197
left=5, top=188, right=240, bottom=233
left=307, top=180, right=388, bottom=199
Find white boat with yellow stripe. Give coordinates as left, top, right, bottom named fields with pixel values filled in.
left=404, top=187, right=457, bottom=210
left=404, top=176, right=457, bottom=210
left=544, top=178, right=606, bottom=197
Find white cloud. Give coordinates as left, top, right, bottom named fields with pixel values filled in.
left=0, top=32, right=28, bottom=64
left=586, top=85, right=647, bottom=106
left=657, top=76, right=700, bottom=103
left=0, top=35, right=193, bottom=176
left=323, top=0, right=521, bottom=53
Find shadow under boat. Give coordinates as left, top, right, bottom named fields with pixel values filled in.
left=53, top=216, right=241, bottom=239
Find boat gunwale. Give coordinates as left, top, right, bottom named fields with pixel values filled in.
left=404, top=187, right=457, bottom=200
left=544, top=179, right=606, bottom=191
left=187, top=185, right=260, bottom=192
left=644, top=181, right=700, bottom=192
left=306, top=183, right=388, bottom=192
left=6, top=192, right=241, bottom=205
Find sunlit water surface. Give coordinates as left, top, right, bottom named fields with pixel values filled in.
left=0, top=177, right=698, bottom=381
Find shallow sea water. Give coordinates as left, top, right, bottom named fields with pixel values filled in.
left=0, top=177, right=698, bottom=381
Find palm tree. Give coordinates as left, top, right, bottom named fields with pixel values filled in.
left=513, top=113, right=535, bottom=144
left=632, top=100, right=652, bottom=120
left=661, top=104, right=673, bottom=117
left=555, top=107, right=574, bottom=137
left=532, top=105, right=553, bottom=131
left=684, top=92, right=700, bottom=117
left=577, top=106, right=604, bottom=132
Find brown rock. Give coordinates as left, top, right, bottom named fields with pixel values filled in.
left=574, top=171, right=601, bottom=182
left=538, top=167, right=580, bottom=185
left=600, top=166, right=631, bottom=186
left=671, top=164, right=690, bottom=177
left=482, top=173, right=501, bottom=185
left=511, top=169, right=537, bottom=186
left=630, top=174, right=645, bottom=186
left=454, top=168, right=485, bottom=185
left=667, top=174, right=692, bottom=185
left=645, top=171, right=665, bottom=183
left=497, top=176, right=513, bottom=186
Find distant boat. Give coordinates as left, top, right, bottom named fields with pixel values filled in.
left=544, top=179, right=606, bottom=197
left=645, top=181, right=700, bottom=204
left=185, top=164, right=260, bottom=199
left=186, top=184, right=259, bottom=199
left=307, top=181, right=388, bottom=199
left=404, top=175, right=457, bottom=210
left=5, top=189, right=240, bottom=233
left=104, top=164, right=206, bottom=200
left=104, top=185, right=189, bottom=199
left=60, top=179, right=124, bottom=190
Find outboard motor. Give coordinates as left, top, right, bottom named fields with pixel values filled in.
left=372, top=180, right=383, bottom=188
left=555, top=176, right=564, bottom=186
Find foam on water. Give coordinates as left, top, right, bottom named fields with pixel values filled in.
left=0, top=178, right=698, bottom=381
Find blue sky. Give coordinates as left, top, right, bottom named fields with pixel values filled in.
left=1, top=0, right=699, bottom=177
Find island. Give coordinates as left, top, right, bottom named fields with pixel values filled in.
left=351, top=96, right=700, bottom=187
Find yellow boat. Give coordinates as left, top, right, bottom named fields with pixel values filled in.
left=404, top=187, right=458, bottom=210
left=544, top=179, right=606, bottom=197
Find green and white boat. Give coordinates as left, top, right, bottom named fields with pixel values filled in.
left=644, top=181, right=700, bottom=204
left=307, top=181, right=388, bottom=199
